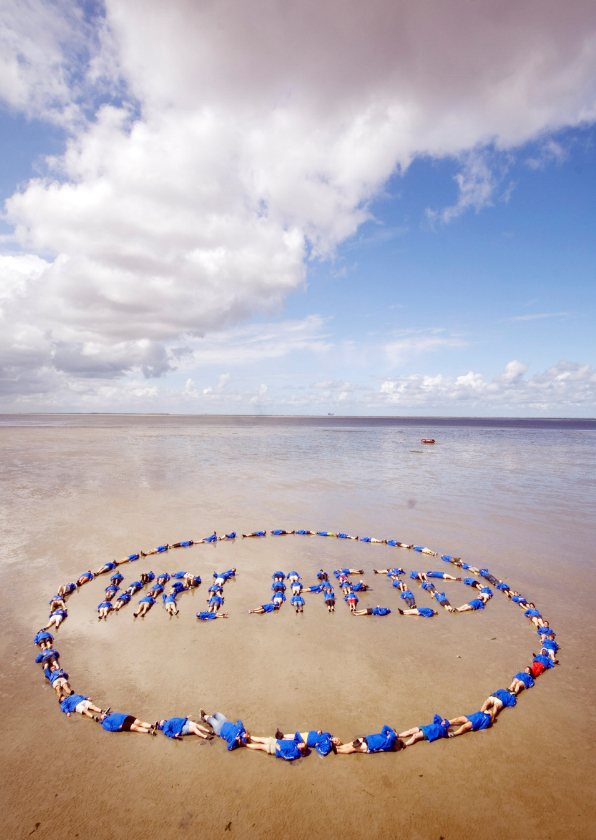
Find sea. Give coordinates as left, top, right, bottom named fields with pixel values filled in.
left=1, top=414, right=595, bottom=840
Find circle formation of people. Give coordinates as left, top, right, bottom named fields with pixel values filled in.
left=35, top=528, right=559, bottom=758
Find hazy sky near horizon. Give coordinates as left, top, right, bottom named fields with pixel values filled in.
left=0, top=0, right=595, bottom=415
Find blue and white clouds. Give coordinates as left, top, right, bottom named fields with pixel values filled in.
left=1, top=0, right=595, bottom=412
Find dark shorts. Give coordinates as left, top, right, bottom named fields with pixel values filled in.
left=325, top=599, right=334, bottom=606
left=120, top=715, right=136, bottom=731
left=365, top=608, right=373, bottom=615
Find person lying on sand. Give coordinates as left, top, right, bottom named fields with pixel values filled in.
left=76, top=571, right=94, bottom=587
left=270, top=529, right=295, bottom=536
left=147, top=582, right=164, bottom=599
left=275, top=729, right=342, bottom=755
left=244, top=733, right=308, bottom=760
left=290, top=581, right=303, bottom=595
left=336, top=533, right=358, bottom=540
left=423, top=570, right=460, bottom=580
left=398, top=607, right=437, bottom=617
left=324, top=590, right=335, bottom=612
left=336, top=725, right=404, bottom=754
left=242, top=531, right=266, bottom=538
left=97, top=601, right=113, bottom=619
left=344, top=591, right=359, bottom=611
left=60, top=693, right=108, bottom=720
left=457, top=592, right=491, bottom=612
left=360, top=536, right=384, bottom=544
left=139, top=572, right=155, bottom=585
left=447, top=708, right=496, bottom=737
left=248, top=603, right=280, bottom=614
left=133, top=595, right=156, bottom=618
left=481, top=689, right=516, bottom=717
left=213, top=569, right=236, bottom=585
left=48, top=595, right=67, bottom=612
left=352, top=606, right=391, bottom=616
left=199, top=710, right=248, bottom=749
left=291, top=594, right=305, bottom=613
left=113, top=591, right=131, bottom=610
left=99, top=713, right=156, bottom=734
left=113, top=553, right=141, bottom=567
left=508, top=669, right=534, bottom=695
left=398, top=715, right=450, bottom=746
left=541, top=634, right=559, bottom=660
left=272, top=592, right=285, bottom=607
left=396, top=581, right=416, bottom=608
left=196, top=532, right=219, bottom=544
left=56, top=582, right=76, bottom=597
left=184, top=573, right=201, bottom=588
left=36, top=648, right=60, bottom=669
left=530, top=652, right=557, bottom=676
left=157, top=717, right=213, bottom=740
left=141, top=544, right=169, bottom=557
left=431, top=590, right=458, bottom=612
left=295, top=530, right=316, bottom=535
left=156, top=573, right=170, bottom=585
left=196, top=611, right=228, bottom=620
left=126, top=580, right=144, bottom=596
left=163, top=593, right=179, bottom=616
left=46, top=666, right=73, bottom=698
left=104, top=584, right=120, bottom=601
left=385, top=541, right=413, bottom=549
left=95, top=561, right=118, bottom=575
left=34, top=630, right=54, bottom=650
left=524, top=605, right=545, bottom=627
left=44, top=609, right=67, bottom=630
left=373, top=567, right=405, bottom=576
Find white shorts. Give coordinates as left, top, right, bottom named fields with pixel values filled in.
left=75, top=700, right=93, bottom=714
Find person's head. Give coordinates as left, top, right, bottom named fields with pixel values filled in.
left=331, top=736, right=341, bottom=746
left=524, top=666, right=532, bottom=674
left=528, top=602, right=535, bottom=609
left=547, top=632, right=554, bottom=640
left=394, top=739, right=406, bottom=751
left=543, top=621, right=550, bottom=628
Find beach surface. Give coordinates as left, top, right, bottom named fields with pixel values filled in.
left=1, top=415, right=595, bottom=840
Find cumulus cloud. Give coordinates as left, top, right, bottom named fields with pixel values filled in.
left=1, top=1, right=596, bottom=398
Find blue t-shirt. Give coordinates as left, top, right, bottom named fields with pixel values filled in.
left=388, top=568, right=404, bottom=576
left=50, top=609, right=67, bottom=618
left=220, top=720, right=246, bottom=750
left=161, top=717, right=187, bottom=738
left=105, top=585, right=119, bottom=593
left=372, top=607, right=391, bottom=616
left=421, top=581, right=435, bottom=591
left=156, top=545, right=168, bottom=552
left=276, top=734, right=305, bottom=760
left=60, top=694, right=88, bottom=714
left=163, top=594, right=177, bottom=604
left=410, top=571, right=421, bottom=579
left=272, top=571, right=286, bottom=579
left=537, top=626, right=555, bottom=637
left=496, top=582, right=510, bottom=590
left=525, top=609, right=541, bottom=618
left=291, top=596, right=305, bottom=606
left=296, top=530, right=310, bottom=535
left=179, top=541, right=193, bottom=547
left=36, top=649, right=59, bottom=663
left=491, top=689, right=517, bottom=707
left=514, top=671, right=534, bottom=688
left=306, top=731, right=334, bottom=756
left=209, top=596, right=223, bottom=606
left=365, top=725, right=397, bottom=752
left=467, top=599, right=484, bottom=610
left=117, top=592, right=131, bottom=603
left=98, top=601, right=112, bottom=610
left=512, top=595, right=527, bottom=604
left=352, top=582, right=366, bottom=591
left=128, top=554, right=140, bottom=561
left=401, top=590, right=414, bottom=600
left=271, top=530, right=285, bottom=535
left=272, top=593, right=286, bottom=603
left=101, top=713, right=130, bottom=731
left=158, top=573, right=171, bottom=582
left=435, top=592, right=449, bottom=604
left=225, top=532, right=236, bottom=539
left=463, top=577, right=477, bottom=587
left=542, top=639, right=558, bottom=652
left=204, top=534, right=218, bottom=542
left=466, top=711, right=492, bottom=731
left=46, top=668, right=68, bottom=685
left=441, top=555, right=454, bottom=561
left=260, top=603, right=277, bottom=613
left=173, top=571, right=187, bottom=579
left=479, top=587, right=493, bottom=597
left=170, top=581, right=185, bottom=592
left=344, top=593, right=358, bottom=603
left=110, top=573, right=124, bottom=584
left=417, top=607, right=435, bottom=617
left=425, top=571, right=444, bottom=579
left=139, top=596, right=155, bottom=606
left=337, top=533, right=349, bottom=539
left=534, top=654, right=555, bottom=669
left=197, top=611, right=217, bottom=620
left=34, top=631, right=53, bottom=646
left=78, top=572, right=93, bottom=582
left=420, top=715, right=450, bottom=742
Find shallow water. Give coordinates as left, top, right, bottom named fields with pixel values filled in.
left=1, top=415, right=595, bottom=840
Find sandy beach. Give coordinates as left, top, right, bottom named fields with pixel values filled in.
left=1, top=415, right=595, bottom=840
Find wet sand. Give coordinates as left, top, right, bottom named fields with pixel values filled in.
left=1, top=416, right=595, bottom=840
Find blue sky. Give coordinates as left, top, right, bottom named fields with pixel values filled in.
left=0, top=0, right=595, bottom=415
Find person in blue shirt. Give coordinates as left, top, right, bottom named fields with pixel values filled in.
left=208, top=593, right=224, bottom=611
left=272, top=571, right=286, bottom=581
left=396, top=581, right=416, bottom=608
left=508, top=668, right=535, bottom=695
left=531, top=652, right=556, bottom=676
left=458, top=591, right=491, bottom=612
left=481, top=689, right=517, bottom=717
left=113, top=552, right=141, bottom=566
left=200, top=710, right=248, bottom=748
left=271, top=581, right=286, bottom=593
left=60, top=693, right=107, bottom=720
left=448, top=707, right=496, bottom=737
left=140, top=544, right=170, bottom=556
left=171, top=540, right=194, bottom=548
left=156, top=573, right=171, bottom=585
left=291, top=580, right=303, bottom=596
left=541, top=634, right=559, bottom=661
left=95, top=560, right=118, bottom=576
left=221, top=532, right=236, bottom=540
left=114, top=591, right=132, bottom=611
left=287, top=571, right=301, bottom=583
left=48, top=594, right=67, bottom=613
left=184, top=574, right=201, bottom=589
left=242, top=530, right=266, bottom=538
left=157, top=716, right=213, bottom=740
left=197, top=610, right=228, bottom=620
left=508, top=591, right=528, bottom=605
left=276, top=729, right=342, bottom=755
left=76, top=571, right=94, bottom=587
left=318, top=531, right=336, bottom=537
left=34, top=630, right=54, bottom=650
left=324, top=589, right=335, bottom=612
left=291, top=594, right=305, bottom=613
left=431, top=590, right=457, bottom=612
left=213, top=569, right=236, bottom=585
left=479, top=569, right=499, bottom=586
left=424, top=570, right=460, bottom=580
left=46, top=666, right=73, bottom=698
left=43, top=608, right=68, bottom=630
left=537, top=622, right=555, bottom=638
left=479, top=587, right=493, bottom=599
left=173, top=571, right=188, bottom=579
left=373, top=567, right=405, bottom=576
left=398, top=607, right=437, bottom=617
left=336, top=533, right=358, bottom=540
left=245, top=732, right=308, bottom=759
left=133, top=595, right=156, bottom=618
left=110, top=571, right=124, bottom=585
left=148, top=582, right=164, bottom=598
left=496, top=581, right=510, bottom=592
left=104, top=584, right=120, bottom=600
left=344, top=591, right=359, bottom=611
left=304, top=583, right=324, bottom=594
left=197, top=532, right=219, bottom=544
left=524, top=604, right=545, bottom=628
left=295, top=529, right=316, bottom=535
left=249, top=602, right=280, bottom=614
left=441, top=554, right=462, bottom=564
left=36, top=648, right=60, bottom=668
left=98, top=601, right=113, bottom=619
left=351, top=580, right=370, bottom=592
left=334, top=568, right=363, bottom=576
left=140, top=572, right=155, bottom=585
left=398, top=714, right=450, bottom=746
left=336, top=725, right=404, bottom=754
left=99, top=713, right=156, bottom=734
left=56, top=582, right=76, bottom=597
left=360, top=536, right=384, bottom=543
left=163, top=593, right=180, bottom=616
left=272, top=591, right=286, bottom=607
left=126, top=581, right=144, bottom=596
left=385, top=541, right=413, bottom=549
left=209, top=583, right=224, bottom=596
left=353, top=606, right=391, bottom=616
left=270, top=529, right=295, bottom=535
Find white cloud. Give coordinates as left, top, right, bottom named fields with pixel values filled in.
left=513, top=312, right=570, bottom=321
left=385, top=331, right=467, bottom=366
left=1, top=1, right=596, bottom=397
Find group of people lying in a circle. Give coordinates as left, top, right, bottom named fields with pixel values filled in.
left=36, top=526, right=560, bottom=753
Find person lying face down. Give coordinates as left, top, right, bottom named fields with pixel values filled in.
left=242, top=531, right=266, bottom=538
left=431, top=590, right=458, bottom=612
left=248, top=602, right=280, bottom=614
left=104, top=584, right=120, bottom=601
left=199, top=710, right=248, bottom=749
left=99, top=713, right=156, bottom=735
left=97, top=601, right=113, bottom=619
left=76, top=571, right=94, bottom=587
left=48, top=595, right=67, bottom=612
left=398, top=607, right=437, bottom=617
left=508, top=668, right=534, bottom=695
left=270, top=529, right=295, bottom=536
left=140, top=544, right=169, bottom=556
left=43, top=608, right=68, bottom=630
left=158, top=716, right=213, bottom=740
left=113, top=591, right=131, bottom=610
left=448, top=707, right=496, bottom=737
left=352, top=606, right=391, bottom=616
left=113, top=553, right=141, bottom=567
left=291, top=595, right=305, bottom=613
left=196, top=611, right=228, bottom=620
left=336, top=725, right=405, bottom=754
left=396, top=581, right=416, bottom=609
left=163, top=593, right=179, bottom=616
left=276, top=729, right=342, bottom=755
left=56, top=582, right=76, bottom=597
left=373, top=567, right=404, bottom=576
left=34, top=630, right=54, bottom=650
left=457, top=591, right=491, bottom=612
left=244, top=732, right=309, bottom=760
left=399, top=714, right=450, bottom=746
left=481, top=689, right=517, bottom=717
left=45, top=666, right=73, bottom=698
left=60, top=693, right=108, bottom=721
left=133, top=595, right=156, bottom=618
